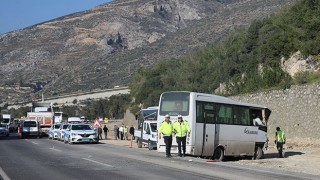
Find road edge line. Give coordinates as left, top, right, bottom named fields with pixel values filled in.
left=0, top=167, right=11, bottom=180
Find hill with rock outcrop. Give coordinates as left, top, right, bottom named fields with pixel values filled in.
left=0, top=0, right=298, bottom=104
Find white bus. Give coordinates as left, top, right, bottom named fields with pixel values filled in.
left=157, top=91, right=271, bottom=161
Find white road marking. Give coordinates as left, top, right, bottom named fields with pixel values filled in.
left=49, top=146, right=62, bottom=152
left=24, top=139, right=38, bottom=145
left=0, top=167, right=11, bottom=180
left=82, top=158, right=113, bottom=168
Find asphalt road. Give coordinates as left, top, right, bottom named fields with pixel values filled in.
left=0, top=134, right=319, bottom=180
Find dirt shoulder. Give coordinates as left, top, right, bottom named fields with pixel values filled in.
left=231, top=143, right=320, bottom=176
left=101, top=121, right=320, bottom=176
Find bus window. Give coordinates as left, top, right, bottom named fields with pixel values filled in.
left=233, top=106, right=250, bottom=125
left=217, top=104, right=233, bottom=124
left=196, top=101, right=216, bottom=124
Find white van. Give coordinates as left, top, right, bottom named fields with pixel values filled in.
left=21, top=120, right=42, bottom=139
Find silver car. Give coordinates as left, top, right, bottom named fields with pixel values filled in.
left=64, top=123, right=98, bottom=144
left=48, top=123, right=61, bottom=140
left=57, top=123, right=69, bottom=141
left=0, top=124, right=9, bottom=137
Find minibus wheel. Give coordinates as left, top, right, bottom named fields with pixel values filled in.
left=254, top=146, right=264, bottom=160
left=213, top=147, right=224, bottom=161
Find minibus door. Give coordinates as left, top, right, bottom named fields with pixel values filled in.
left=201, top=110, right=216, bottom=157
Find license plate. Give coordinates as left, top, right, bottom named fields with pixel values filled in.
left=82, top=138, right=89, bottom=142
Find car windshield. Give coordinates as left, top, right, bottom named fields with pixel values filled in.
left=71, top=125, right=92, bottom=130
left=24, top=121, right=37, bottom=127
left=54, top=124, right=61, bottom=129
left=3, top=119, right=9, bottom=123
left=63, top=125, right=69, bottom=129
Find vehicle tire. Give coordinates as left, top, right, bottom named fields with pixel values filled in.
left=254, top=146, right=264, bottom=160
left=148, top=140, right=153, bottom=150
left=213, top=147, right=224, bottom=162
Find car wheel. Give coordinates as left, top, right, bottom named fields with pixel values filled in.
left=213, top=147, right=224, bottom=162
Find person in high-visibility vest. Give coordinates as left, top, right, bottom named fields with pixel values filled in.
left=159, top=114, right=173, bottom=158
left=124, top=126, right=128, bottom=140
left=275, top=127, right=286, bottom=158
left=173, top=115, right=190, bottom=157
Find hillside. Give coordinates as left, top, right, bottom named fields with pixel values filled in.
left=0, top=0, right=297, bottom=104
left=129, top=0, right=320, bottom=107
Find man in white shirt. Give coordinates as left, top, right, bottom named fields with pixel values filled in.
left=119, top=126, right=124, bottom=140
left=253, top=114, right=263, bottom=126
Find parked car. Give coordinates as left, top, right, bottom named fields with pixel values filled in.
left=21, top=120, right=42, bottom=139
left=48, top=123, right=61, bottom=140
left=0, top=124, right=9, bottom=137
left=57, top=123, right=69, bottom=141
left=64, top=123, right=98, bottom=144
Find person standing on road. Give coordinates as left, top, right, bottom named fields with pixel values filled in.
left=119, top=125, right=124, bottom=140
left=129, top=125, right=135, bottom=140
left=124, top=126, right=128, bottom=140
left=113, top=125, right=118, bottom=140
left=129, top=125, right=135, bottom=148
left=159, top=114, right=173, bottom=158
left=103, top=125, right=109, bottom=140
left=98, top=127, right=103, bottom=140
left=275, top=127, right=286, bottom=158
left=173, top=115, right=190, bottom=157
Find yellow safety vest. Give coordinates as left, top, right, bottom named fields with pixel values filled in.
left=277, top=130, right=285, bottom=143
left=159, top=121, right=173, bottom=136
left=173, top=121, right=190, bottom=137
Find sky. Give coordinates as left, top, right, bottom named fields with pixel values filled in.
left=0, top=0, right=112, bottom=35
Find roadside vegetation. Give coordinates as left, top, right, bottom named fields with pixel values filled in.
left=6, top=94, right=131, bottom=121
left=130, top=0, right=320, bottom=107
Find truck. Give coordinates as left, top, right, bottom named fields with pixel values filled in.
left=0, top=114, right=18, bottom=132
left=27, top=102, right=54, bottom=136
left=134, top=106, right=158, bottom=150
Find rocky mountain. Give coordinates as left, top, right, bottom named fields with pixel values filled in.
left=0, top=0, right=298, bottom=104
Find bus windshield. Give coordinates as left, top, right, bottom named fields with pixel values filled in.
left=159, top=92, right=190, bottom=116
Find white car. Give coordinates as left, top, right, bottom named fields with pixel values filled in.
left=0, top=124, right=9, bottom=137
left=57, top=123, right=69, bottom=141
left=64, top=123, right=98, bottom=144
left=48, top=123, right=61, bottom=140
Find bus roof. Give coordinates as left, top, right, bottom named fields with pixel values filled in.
left=163, top=91, right=268, bottom=109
